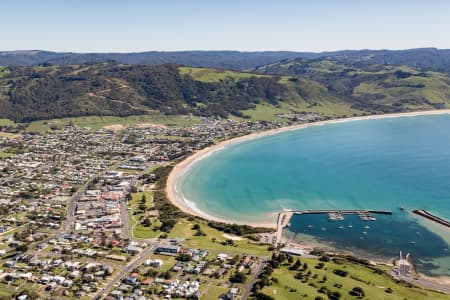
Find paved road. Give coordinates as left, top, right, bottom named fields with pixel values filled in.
left=64, top=161, right=128, bottom=233
left=64, top=182, right=88, bottom=232
left=241, top=259, right=266, bottom=300
left=120, top=199, right=131, bottom=239
left=93, top=245, right=156, bottom=299
left=397, top=275, right=450, bottom=294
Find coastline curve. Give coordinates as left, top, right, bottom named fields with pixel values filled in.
left=166, top=109, right=450, bottom=228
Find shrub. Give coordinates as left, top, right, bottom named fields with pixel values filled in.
left=333, top=269, right=348, bottom=277
left=349, top=287, right=365, bottom=297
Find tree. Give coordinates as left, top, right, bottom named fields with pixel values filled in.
left=163, top=270, right=172, bottom=280
left=289, top=259, right=301, bottom=270
left=254, top=292, right=275, bottom=300
left=349, top=287, right=365, bottom=297
left=141, top=218, right=151, bottom=227
left=230, top=272, right=247, bottom=283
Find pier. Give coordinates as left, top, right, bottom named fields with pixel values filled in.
left=274, top=209, right=392, bottom=246
left=413, top=209, right=450, bottom=228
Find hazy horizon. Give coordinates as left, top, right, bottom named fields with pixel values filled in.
left=1, top=47, right=449, bottom=54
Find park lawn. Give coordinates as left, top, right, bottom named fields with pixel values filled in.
left=133, top=220, right=162, bottom=239
left=179, top=67, right=267, bottom=83
left=199, top=284, right=230, bottom=300
left=129, top=191, right=154, bottom=208
left=169, top=218, right=270, bottom=257
left=261, top=258, right=450, bottom=300
left=128, top=191, right=162, bottom=239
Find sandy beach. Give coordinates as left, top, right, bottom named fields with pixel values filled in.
left=166, top=109, right=450, bottom=228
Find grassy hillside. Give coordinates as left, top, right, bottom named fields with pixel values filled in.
left=179, top=66, right=269, bottom=82
left=259, top=257, right=450, bottom=300
left=254, top=59, right=450, bottom=114
left=1, top=61, right=450, bottom=123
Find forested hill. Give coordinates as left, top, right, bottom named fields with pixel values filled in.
left=1, top=61, right=450, bottom=123
left=0, top=63, right=290, bottom=122
left=2, top=48, right=450, bottom=72
left=0, top=51, right=303, bottom=71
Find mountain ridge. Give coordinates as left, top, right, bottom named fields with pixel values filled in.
left=2, top=48, right=450, bottom=72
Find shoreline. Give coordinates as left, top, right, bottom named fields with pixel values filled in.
left=166, top=109, right=450, bottom=228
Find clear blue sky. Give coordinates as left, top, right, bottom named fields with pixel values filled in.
left=1, top=0, right=449, bottom=52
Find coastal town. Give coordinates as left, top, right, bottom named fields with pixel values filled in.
left=1, top=113, right=450, bottom=300
left=0, top=115, right=305, bottom=299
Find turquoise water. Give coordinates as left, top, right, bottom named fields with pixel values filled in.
left=177, top=114, right=450, bottom=276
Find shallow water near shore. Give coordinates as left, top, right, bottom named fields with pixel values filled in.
left=177, top=114, right=450, bottom=276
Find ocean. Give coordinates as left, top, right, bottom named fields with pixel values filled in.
left=177, top=114, right=450, bottom=276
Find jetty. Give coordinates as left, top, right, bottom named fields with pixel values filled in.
left=413, top=209, right=450, bottom=228
left=275, top=210, right=293, bottom=246
left=274, top=209, right=392, bottom=246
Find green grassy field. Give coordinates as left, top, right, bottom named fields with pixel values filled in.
left=238, top=101, right=363, bottom=122
left=0, top=119, right=16, bottom=126
left=0, top=132, right=20, bottom=138
left=179, top=67, right=268, bottom=83
left=0, top=152, right=12, bottom=159
left=23, top=113, right=200, bottom=133
left=169, top=218, right=270, bottom=257
left=200, top=284, right=230, bottom=300
left=260, top=257, right=450, bottom=300
left=239, top=104, right=291, bottom=122
left=0, top=284, right=14, bottom=300
left=128, top=191, right=162, bottom=239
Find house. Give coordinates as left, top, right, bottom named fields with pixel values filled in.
left=242, top=255, right=253, bottom=267
left=230, top=287, right=239, bottom=297
left=3, top=260, right=15, bottom=267
left=125, top=245, right=143, bottom=254
left=142, top=278, right=154, bottom=286
left=156, top=245, right=180, bottom=256
left=143, top=259, right=163, bottom=268
left=217, top=253, right=228, bottom=261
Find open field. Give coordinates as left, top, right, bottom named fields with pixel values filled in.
left=0, top=286, right=13, bottom=300
left=128, top=191, right=162, bottom=239
left=179, top=66, right=268, bottom=82
left=200, top=284, right=230, bottom=300
left=0, top=132, right=20, bottom=138
left=0, top=119, right=16, bottom=126
left=260, top=257, right=450, bottom=300
left=239, top=104, right=291, bottom=122
left=23, top=113, right=200, bottom=134
left=0, top=152, right=12, bottom=159
left=169, top=218, right=271, bottom=257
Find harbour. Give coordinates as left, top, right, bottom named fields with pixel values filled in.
left=275, top=209, right=392, bottom=246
